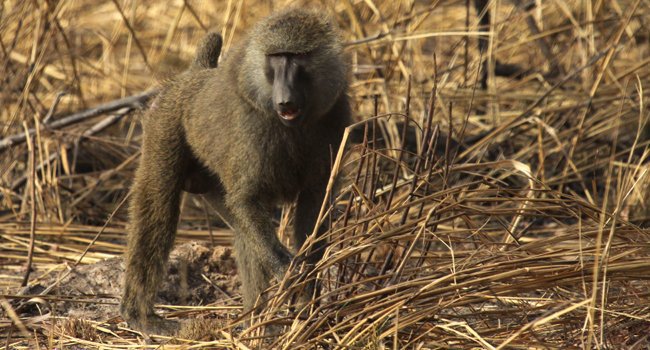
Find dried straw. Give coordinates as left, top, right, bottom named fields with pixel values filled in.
left=1, top=0, right=649, bottom=348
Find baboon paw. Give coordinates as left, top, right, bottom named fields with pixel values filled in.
left=293, top=282, right=316, bottom=314
left=271, top=258, right=292, bottom=281
left=125, top=314, right=180, bottom=336
left=148, top=317, right=181, bottom=336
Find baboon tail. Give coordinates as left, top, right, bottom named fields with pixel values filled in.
left=192, top=32, right=223, bottom=70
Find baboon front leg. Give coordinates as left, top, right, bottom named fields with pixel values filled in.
left=292, top=187, right=328, bottom=308
left=294, top=188, right=328, bottom=263
left=227, top=198, right=293, bottom=312
left=121, top=121, right=187, bottom=335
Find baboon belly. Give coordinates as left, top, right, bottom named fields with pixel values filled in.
left=183, top=157, right=219, bottom=194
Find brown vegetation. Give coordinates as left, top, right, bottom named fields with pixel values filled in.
left=1, top=0, right=650, bottom=348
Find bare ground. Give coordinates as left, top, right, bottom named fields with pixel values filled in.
left=18, top=242, right=240, bottom=326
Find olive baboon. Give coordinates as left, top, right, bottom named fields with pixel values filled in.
left=121, top=8, right=350, bottom=334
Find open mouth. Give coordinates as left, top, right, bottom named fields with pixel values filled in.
left=278, top=108, right=300, bottom=121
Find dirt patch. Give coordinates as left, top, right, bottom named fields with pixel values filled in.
left=21, top=242, right=240, bottom=321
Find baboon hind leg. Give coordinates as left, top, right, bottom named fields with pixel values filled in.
left=121, top=115, right=188, bottom=335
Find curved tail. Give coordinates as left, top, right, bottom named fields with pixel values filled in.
left=191, top=32, right=223, bottom=70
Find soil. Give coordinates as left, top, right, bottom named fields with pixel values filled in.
left=18, top=242, right=240, bottom=322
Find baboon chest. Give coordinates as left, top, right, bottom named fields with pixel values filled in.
left=257, top=134, right=312, bottom=201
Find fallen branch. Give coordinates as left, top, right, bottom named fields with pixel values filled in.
left=9, top=107, right=135, bottom=192
left=0, top=89, right=158, bottom=152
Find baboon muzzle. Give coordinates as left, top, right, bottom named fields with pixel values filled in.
left=271, top=56, right=304, bottom=124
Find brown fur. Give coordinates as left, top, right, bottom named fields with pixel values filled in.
left=121, top=8, right=351, bottom=334
left=191, top=32, right=222, bottom=70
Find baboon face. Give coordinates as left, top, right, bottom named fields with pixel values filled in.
left=264, top=52, right=310, bottom=126
left=241, top=9, right=347, bottom=127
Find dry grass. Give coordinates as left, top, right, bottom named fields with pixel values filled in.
left=2, top=0, right=650, bottom=348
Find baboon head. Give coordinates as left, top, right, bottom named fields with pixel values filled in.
left=240, top=8, right=348, bottom=127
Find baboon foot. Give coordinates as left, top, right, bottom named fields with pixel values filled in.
left=124, top=313, right=180, bottom=336
left=287, top=269, right=318, bottom=318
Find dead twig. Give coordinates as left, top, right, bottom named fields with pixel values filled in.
left=19, top=123, right=36, bottom=287
left=0, top=89, right=157, bottom=152
left=8, top=107, right=135, bottom=192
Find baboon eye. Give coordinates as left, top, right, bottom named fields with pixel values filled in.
left=264, top=63, right=274, bottom=82
left=267, top=51, right=311, bottom=58
left=293, top=52, right=313, bottom=61
left=297, top=66, right=311, bottom=81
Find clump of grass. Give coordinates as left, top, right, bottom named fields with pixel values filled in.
left=59, top=318, right=101, bottom=342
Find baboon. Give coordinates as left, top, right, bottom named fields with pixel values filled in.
left=121, top=8, right=351, bottom=334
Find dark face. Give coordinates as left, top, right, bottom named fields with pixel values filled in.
left=264, top=53, right=311, bottom=127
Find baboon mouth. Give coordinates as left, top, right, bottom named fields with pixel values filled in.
left=278, top=108, right=300, bottom=121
